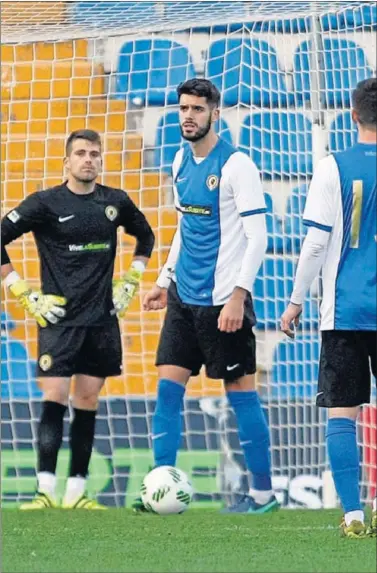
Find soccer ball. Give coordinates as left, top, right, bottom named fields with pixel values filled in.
left=140, top=465, right=194, bottom=515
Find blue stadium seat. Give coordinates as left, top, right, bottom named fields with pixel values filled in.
left=271, top=335, right=320, bottom=400
left=328, top=111, right=358, bottom=153
left=293, top=38, right=373, bottom=107
left=154, top=110, right=233, bottom=171
left=116, top=38, right=196, bottom=106
left=284, top=185, right=308, bottom=254
left=1, top=313, right=40, bottom=399
left=321, top=4, right=377, bottom=31
left=253, top=255, right=319, bottom=331
left=206, top=38, right=292, bottom=108
left=264, top=193, right=285, bottom=254
left=239, top=112, right=313, bottom=179
left=72, top=2, right=156, bottom=26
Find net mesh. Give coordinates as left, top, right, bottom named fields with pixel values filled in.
left=1, top=1, right=370, bottom=42
left=1, top=0, right=376, bottom=508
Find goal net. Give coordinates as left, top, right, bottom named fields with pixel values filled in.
left=1, top=0, right=376, bottom=509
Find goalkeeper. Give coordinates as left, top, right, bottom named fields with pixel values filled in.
left=139, top=79, right=278, bottom=514
left=1, top=129, right=155, bottom=509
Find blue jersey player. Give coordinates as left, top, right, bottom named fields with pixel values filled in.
left=281, top=78, right=377, bottom=538
left=137, top=78, right=278, bottom=514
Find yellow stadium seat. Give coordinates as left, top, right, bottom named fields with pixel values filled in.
left=7, top=141, right=26, bottom=160
left=47, top=119, right=67, bottom=135
left=8, top=121, right=28, bottom=136
left=25, top=159, right=44, bottom=176
left=1, top=44, right=14, bottom=62
left=26, top=140, right=46, bottom=159
left=122, top=172, right=141, bottom=191
left=70, top=100, right=87, bottom=116
left=87, top=115, right=106, bottom=132
left=34, top=42, right=55, bottom=61
left=12, top=82, right=31, bottom=101
left=49, top=100, right=68, bottom=118
left=31, top=80, right=51, bottom=99
left=46, top=138, right=65, bottom=158
left=29, top=120, right=48, bottom=135
left=101, top=174, right=122, bottom=189
left=9, top=101, right=30, bottom=121
left=30, top=101, right=49, bottom=120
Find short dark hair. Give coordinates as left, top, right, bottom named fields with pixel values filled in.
left=177, top=78, right=221, bottom=108
left=65, top=129, right=102, bottom=156
left=352, top=78, right=377, bottom=127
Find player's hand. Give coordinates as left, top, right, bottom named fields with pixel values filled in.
left=9, top=279, right=66, bottom=328
left=143, top=285, right=167, bottom=311
left=112, top=268, right=143, bottom=318
left=218, top=298, right=244, bottom=333
left=280, top=303, right=302, bottom=339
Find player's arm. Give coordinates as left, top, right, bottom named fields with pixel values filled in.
left=281, top=155, right=338, bottom=337
left=112, top=193, right=155, bottom=317
left=144, top=151, right=183, bottom=311
left=219, top=152, right=268, bottom=332
left=1, top=194, right=66, bottom=327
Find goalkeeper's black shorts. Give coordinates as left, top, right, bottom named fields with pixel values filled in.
left=156, top=281, right=257, bottom=382
left=37, top=317, right=122, bottom=378
left=316, top=330, right=377, bottom=408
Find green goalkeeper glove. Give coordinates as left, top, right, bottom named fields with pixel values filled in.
left=8, top=276, right=66, bottom=328
left=112, top=267, right=143, bottom=318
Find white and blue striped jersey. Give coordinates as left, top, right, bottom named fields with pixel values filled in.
left=303, top=143, right=377, bottom=330
left=157, top=138, right=267, bottom=306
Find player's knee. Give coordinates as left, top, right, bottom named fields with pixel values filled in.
left=225, top=374, right=256, bottom=392
left=328, top=406, right=359, bottom=421
left=72, top=393, right=99, bottom=410
left=42, top=388, right=69, bottom=406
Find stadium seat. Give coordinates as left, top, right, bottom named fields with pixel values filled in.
left=271, top=335, right=320, bottom=400
left=293, top=38, right=373, bottom=107
left=206, top=38, right=292, bottom=108
left=321, top=4, right=377, bottom=31
left=72, top=2, right=156, bottom=25
left=154, top=110, right=233, bottom=171
left=253, top=255, right=319, bottom=330
left=239, top=112, right=313, bottom=179
left=328, top=111, right=358, bottom=153
left=284, top=185, right=308, bottom=254
left=264, top=193, right=285, bottom=254
left=116, top=38, right=196, bottom=106
left=1, top=313, right=40, bottom=399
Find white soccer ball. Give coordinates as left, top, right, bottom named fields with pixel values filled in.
left=140, top=465, right=194, bottom=515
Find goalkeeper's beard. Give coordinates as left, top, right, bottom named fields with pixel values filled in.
left=72, top=172, right=98, bottom=184
left=180, top=116, right=212, bottom=142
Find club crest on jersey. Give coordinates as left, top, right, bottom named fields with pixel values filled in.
left=39, top=354, right=53, bottom=372
left=105, top=205, right=118, bottom=221
left=206, top=175, right=219, bottom=191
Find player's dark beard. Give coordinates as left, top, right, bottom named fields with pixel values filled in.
left=73, top=172, right=97, bottom=184
left=180, top=116, right=212, bottom=142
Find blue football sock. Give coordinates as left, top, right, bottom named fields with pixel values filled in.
left=227, top=391, right=272, bottom=491
left=152, top=379, right=185, bottom=467
left=326, top=417, right=361, bottom=513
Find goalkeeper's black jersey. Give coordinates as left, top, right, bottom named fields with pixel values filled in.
left=1, top=183, right=155, bottom=326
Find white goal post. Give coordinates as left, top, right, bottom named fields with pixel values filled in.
left=1, top=0, right=376, bottom=508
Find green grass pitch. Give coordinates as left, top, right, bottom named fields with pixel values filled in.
left=2, top=508, right=376, bottom=573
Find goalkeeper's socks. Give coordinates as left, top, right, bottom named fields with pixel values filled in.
left=227, top=391, right=272, bottom=492
left=69, top=407, right=97, bottom=478
left=326, top=417, right=362, bottom=514
left=37, top=471, right=57, bottom=498
left=38, top=400, right=67, bottom=474
left=152, top=379, right=185, bottom=467
left=63, top=477, right=86, bottom=505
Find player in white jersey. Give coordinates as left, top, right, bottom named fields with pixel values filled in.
left=281, top=78, right=377, bottom=538
left=133, top=78, right=279, bottom=514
